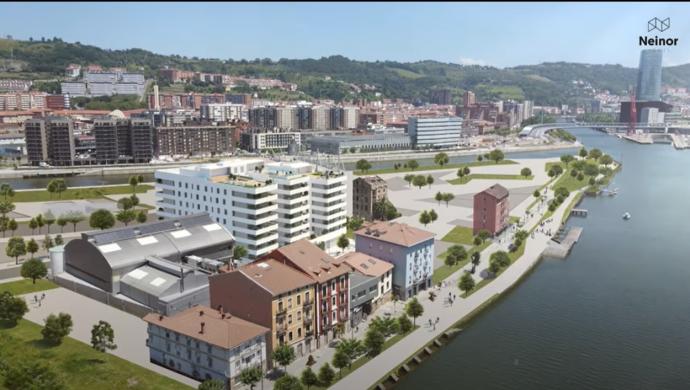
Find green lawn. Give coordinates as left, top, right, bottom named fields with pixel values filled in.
left=441, top=226, right=474, bottom=245
left=0, top=278, right=58, bottom=295
left=355, top=159, right=516, bottom=176
left=0, top=319, right=192, bottom=390
left=10, top=185, right=154, bottom=203
left=550, top=172, right=588, bottom=193
left=448, top=174, right=533, bottom=185
left=432, top=240, right=491, bottom=285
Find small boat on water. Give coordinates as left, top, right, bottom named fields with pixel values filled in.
left=622, top=212, right=631, bottom=220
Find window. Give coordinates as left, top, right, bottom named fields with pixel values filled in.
left=289, top=331, right=293, bottom=341
left=297, top=295, right=301, bottom=305
left=207, top=357, right=213, bottom=368
left=298, top=328, right=302, bottom=337
left=288, top=314, right=292, bottom=324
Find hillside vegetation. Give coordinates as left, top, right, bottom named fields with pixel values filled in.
left=2, top=37, right=690, bottom=104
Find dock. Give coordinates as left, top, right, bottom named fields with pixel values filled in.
left=622, top=134, right=653, bottom=144
left=570, top=208, right=588, bottom=217
left=543, top=226, right=583, bottom=258
left=671, top=134, right=690, bottom=149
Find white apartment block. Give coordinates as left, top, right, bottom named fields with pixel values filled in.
left=343, top=106, right=360, bottom=129
left=201, top=103, right=247, bottom=123
left=312, top=106, right=329, bottom=130
left=155, top=158, right=347, bottom=258
left=407, top=116, right=463, bottom=149
left=242, top=131, right=301, bottom=153
left=276, top=106, right=298, bottom=129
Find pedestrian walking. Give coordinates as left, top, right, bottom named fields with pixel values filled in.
left=33, top=295, right=37, bottom=303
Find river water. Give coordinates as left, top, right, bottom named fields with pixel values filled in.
left=396, top=128, right=690, bottom=390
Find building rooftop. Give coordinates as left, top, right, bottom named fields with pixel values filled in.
left=354, top=176, right=387, bottom=187
left=479, top=184, right=509, bottom=200
left=143, top=305, right=269, bottom=350
left=339, top=251, right=393, bottom=277
left=355, top=221, right=435, bottom=247
left=237, top=258, right=315, bottom=296
left=269, top=239, right=351, bottom=283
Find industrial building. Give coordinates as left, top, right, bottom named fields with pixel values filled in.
left=57, top=214, right=235, bottom=315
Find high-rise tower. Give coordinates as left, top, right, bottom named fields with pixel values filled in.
left=636, top=49, right=663, bottom=101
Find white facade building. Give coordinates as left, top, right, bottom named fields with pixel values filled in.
left=155, top=159, right=347, bottom=257
left=343, top=106, right=360, bottom=129
left=407, top=116, right=463, bottom=149
left=144, top=306, right=268, bottom=386
left=201, top=103, right=247, bottom=123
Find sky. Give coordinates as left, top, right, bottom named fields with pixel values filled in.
left=1, top=2, right=689, bottom=68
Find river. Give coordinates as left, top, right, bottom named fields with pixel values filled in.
left=396, top=128, right=690, bottom=390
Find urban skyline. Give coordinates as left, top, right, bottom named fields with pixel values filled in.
left=1, top=2, right=688, bottom=68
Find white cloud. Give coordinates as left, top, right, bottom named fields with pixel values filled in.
left=457, top=57, right=489, bottom=66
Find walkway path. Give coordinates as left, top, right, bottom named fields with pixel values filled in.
left=330, top=182, right=577, bottom=390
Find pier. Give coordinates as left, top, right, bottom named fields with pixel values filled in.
left=543, top=226, right=583, bottom=258
left=570, top=208, right=588, bottom=217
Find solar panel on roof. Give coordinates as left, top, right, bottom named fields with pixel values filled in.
left=98, top=243, right=121, bottom=253
left=203, top=223, right=222, bottom=232
left=137, top=236, right=158, bottom=246
left=150, top=277, right=166, bottom=287
left=171, top=229, right=191, bottom=239
left=128, top=269, right=148, bottom=280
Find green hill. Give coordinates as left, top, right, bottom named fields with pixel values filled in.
left=1, top=37, right=689, bottom=105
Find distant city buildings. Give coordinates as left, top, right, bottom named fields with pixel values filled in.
left=240, top=129, right=301, bottom=153
left=61, top=70, right=146, bottom=97
left=407, top=116, right=463, bottom=149
left=156, top=125, right=234, bottom=157
left=430, top=89, right=452, bottom=105
left=473, top=184, right=509, bottom=236
left=0, top=79, right=32, bottom=92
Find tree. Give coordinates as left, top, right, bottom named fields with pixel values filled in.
left=117, top=197, right=134, bottom=210
left=116, top=209, right=136, bottom=226
left=445, top=245, right=467, bottom=267
left=347, top=216, right=364, bottom=231
left=7, top=218, right=17, bottom=236
left=129, top=176, right=140, bottom=194
left=489, top=259, right=501, bottom=274
left=398, top=314, right=413, bottom=333
left=429, top=209, right=438, bottom=224
left=43, top=211, right=55, bottom=233
left=412, top=174, right=426, bottom=189
left=599, top=154, right=613, bottom=166
left=488, top=149, right=504, bottom=163
left=332, top=349, right=349, bottom=377
left=477, top=155, right=483, bottom=162
left=364, top=328, right=385, bottom=357
left=370, top=316, right=399, bottom=337
left=515, top=230, right=529, bottom=242
left=64, top=211, right=85, bottom=232
left=355, top=159, right=371, bottom=173
left=456, top=167, right=466, bottom=179
left=238, top=366, right=263, bottom=390
left=337, top=234, right=349, bottom=252
left=579, top=147, right=588, bottom=158
left=0, top=183, right=14, bottom=200
left=233, top=245, right=248, bottom=263
left=426, top=174, right=434, bottom=188
left=442, top=193, right=454, bottom=207
left=584, top=162, right=599, bottom=176
left=272, top=344, right=296, bottom=373
left=56, top=217, right=68, bottom=232
left=136, top=210, right=148, bottom=224
left=336, top=338, right=363, bottom=368
left=41, top=312, right=73, bottom=345
left=36, top=214, right=45, bottom=234
left=28, top=218, right=38, bottom=234
left=0, top=200, right=15, bottom=219
left=405, top=297, right=424, bottom=325
left=3, top=361, right=64, bottom=390
left=55, top=234, right=64, bottom=246
left=129, top=194, right=140, bottom=207
left=198, top=379, right=225, bottom=390
left=473, top=236, right=482, bottom=246
left=533, top=190, right=540, bottom=198
left=300, top=367, right=318, bottom=389
left=434, top=152, right=449, bottom=166
left=274, top=374, right=303, bottom=390
left=419, top=210, right=431, bottom=227
left=471, top=251, right=481, bottom=267
left=53, top=179, right=67, bottom=199
left=520, top=167, right=532, bottom=177
left=26, top=238, right=39, bottom=258
left=317, top=362, right=336, bottom=386
left=459, top=272, right=476, bottom=294
left=490, top=251, right=511, bottom=268
left=6, top=236, right=26, bottom=265
left=47, top=180, right=57, bottom=199
left=43, top=234, right=54, bottom=252
left=20, top=258, right=46, bottom=284
left=403, top=174, right=414, bottom=187
left=407, top=160, right=419, bottom=170
left=478, top=229, right=491, bottom=242
left=435, top=191, right=443, bottom=205
left=588, top=148, right=602, bottom=160
left=0, top=291, right=28, bottom=325
left=90, top=320, right=117, bottom=352
left=577, top=173, right=585, bottom=181
left=89, top=209, right=115, bottom=230
left=560, top=154, right=574, bottom=168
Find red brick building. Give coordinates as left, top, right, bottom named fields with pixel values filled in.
left=473, top=184, right=509, bottom=236
left=264, top=239, right=351, bottom=346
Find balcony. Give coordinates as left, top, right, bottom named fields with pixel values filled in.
left=276, top=322, right=287, bottom=334
left=305, top=329, right=314, bottom=338
left=276, top=308, right=287, bottom=318
left=303, top=300, right=313, bottom=309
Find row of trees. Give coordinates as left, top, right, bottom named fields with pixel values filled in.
left=418, top=209, right=438, bottom=227
left=434, top=192, right=455, bottom=206
left=7, top=233, right=64, bottom=266
left=404, top=174, right=434, bottom=189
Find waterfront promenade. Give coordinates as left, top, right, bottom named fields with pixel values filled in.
left=330, top=188, right=578, bottom=390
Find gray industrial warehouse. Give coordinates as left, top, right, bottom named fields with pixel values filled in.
left=58, top=214, right=235, bottom=315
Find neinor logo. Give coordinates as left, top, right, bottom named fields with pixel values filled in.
left=640, top=17, right=677, bottom=46
left=640, top=36, right=678, bottom=46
